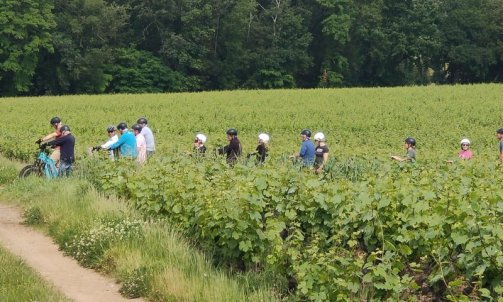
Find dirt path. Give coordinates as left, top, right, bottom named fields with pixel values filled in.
left=0, top=204, right=146, bottom=302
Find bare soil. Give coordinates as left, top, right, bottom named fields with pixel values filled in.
left=0, top=204, right=145, bottom=302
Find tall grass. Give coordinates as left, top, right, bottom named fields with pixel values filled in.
left=0, top=245, right=70, bottom=302
left=0, top=175, right=280, bottom=301
left=0, top=156, right=21, bottom=185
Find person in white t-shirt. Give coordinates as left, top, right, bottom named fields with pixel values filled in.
left=93, top=126, right=119, bottom=160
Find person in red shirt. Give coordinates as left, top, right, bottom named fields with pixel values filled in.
left=458, top=138, right=473, bottom=160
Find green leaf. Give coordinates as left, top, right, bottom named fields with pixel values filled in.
left=378, top=198, right=390, bottom=209
left=172, top=204, right=181, bottom=214
left=451, top=232, right=469, bottom=245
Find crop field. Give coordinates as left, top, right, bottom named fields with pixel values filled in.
left=1, top=84, right=502, bottom=161
left=1, top=84, right=503, bottom=301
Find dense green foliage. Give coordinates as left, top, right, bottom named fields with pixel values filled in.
left=0, top=0, right=55, bottom=95
left=84, top=156, right=503, bottom=301
left=1, top=85, right=503, bottom=300
left=1, top=0, right=503, bottom=96
left=1, top=176, right=279, bottom=301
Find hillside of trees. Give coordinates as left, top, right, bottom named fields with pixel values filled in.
left=1, top=0, right=503, bottom=96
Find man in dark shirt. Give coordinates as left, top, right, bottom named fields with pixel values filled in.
left=225, top=128, right=242, bottom=165
left=43, top=125, right=75, bottom=177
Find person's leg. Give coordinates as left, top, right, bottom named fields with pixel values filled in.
left=51, top=149, right=61, bottom=168
left=58, top=160, right=72, bottom=177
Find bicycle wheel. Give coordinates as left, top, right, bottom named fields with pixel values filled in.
left=19, top=165, right=41, bottom=178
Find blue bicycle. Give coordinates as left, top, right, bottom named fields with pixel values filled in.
left=19, top=143, right=58, bottom=178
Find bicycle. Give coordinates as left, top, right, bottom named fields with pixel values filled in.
left=19, top=142, right=58, bottom=179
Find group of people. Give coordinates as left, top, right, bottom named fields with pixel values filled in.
left=37, top=117, right=156, bottom=176
left=37, top=117, right=75, bottom=176
left=92, top=118, right=156, bottom=164
left=37, top=115, right=503, bottom=176
left=193, top=128, right=330, bottom=172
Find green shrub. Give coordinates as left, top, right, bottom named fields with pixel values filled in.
left=23, top=206, right=44, bottom=225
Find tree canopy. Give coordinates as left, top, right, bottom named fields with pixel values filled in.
left=1, top=0, right=502, bottom=96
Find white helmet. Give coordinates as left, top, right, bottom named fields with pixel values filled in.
left=196, top=133, right=207, bottom=143
left=460, top=138, right=470, bottom=145
left=258, top=133, right=270, bottom=143
left=314, top=132, right=325, bottom=141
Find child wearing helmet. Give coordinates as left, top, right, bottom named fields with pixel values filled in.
left=256, top=133, right=269, bottom=163
left=391, top=137, right=416, bottom=163
left=458, top=138, right=473, bottom=160
left=297, top=129, right=315, bottom=167
left=223, top=128, right=242, bottom=165
left=193, top=134, right=207, bottom=154
left=247, top=133, right=269, bottom=164
left=314, top=132, right=329, bottom=173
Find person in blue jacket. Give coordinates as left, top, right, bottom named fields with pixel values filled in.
left=291, top=129, right=315, bottom=167
left=107, top=122, right=137, bottom=159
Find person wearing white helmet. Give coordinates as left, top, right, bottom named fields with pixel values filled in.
left=248, top=133, right=269, bottom=164
left=193, top=133, right=207, bottom=154
left=458, top=138, right=473, bottom=160
left=314, top=132, right=329, bottom=173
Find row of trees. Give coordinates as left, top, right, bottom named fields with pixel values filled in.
left=1, top=0, right=503, bottom=96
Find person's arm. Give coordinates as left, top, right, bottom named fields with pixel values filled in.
left=101, top=141, right=113, bottom=149
left=500, top=149, right=503, bottom=164
left=108, top=135, right=125, bottom=150
left=391, top=155, right=409, bottom=162
left=41, top=132, right=57, bottom=142
left=46, top=135, right=67, bottom=147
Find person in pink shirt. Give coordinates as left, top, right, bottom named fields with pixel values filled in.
left=458, top=138, right=473, bottom=160
left=132, top=124, right=147, bottom=164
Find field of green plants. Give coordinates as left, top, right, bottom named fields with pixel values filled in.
left=1, top=84, right=503, bottom=301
